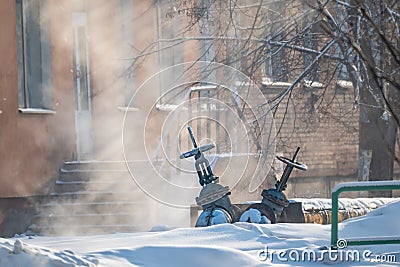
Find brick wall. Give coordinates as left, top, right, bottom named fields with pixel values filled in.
left=261, top=81, right=361, bottom=197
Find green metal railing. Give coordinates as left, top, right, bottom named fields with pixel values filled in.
left=331, top=180, right=400, bottom=249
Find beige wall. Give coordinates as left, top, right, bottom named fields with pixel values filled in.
left=0, top=0, right=158, bottom=197
left=0, top=0, right=76, bottom=197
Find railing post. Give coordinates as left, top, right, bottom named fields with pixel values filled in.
left=331, top=190, right=339, bottom=248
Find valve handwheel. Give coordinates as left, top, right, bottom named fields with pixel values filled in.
left=276, top=155, right=308, bottom=171
left=274, top=147, right=307, bottom=193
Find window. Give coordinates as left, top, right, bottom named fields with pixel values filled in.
left=116, top=0, right=135, bottom=109
left=155, top=0, right=184, bottom=102
left=263, top=1, right=289, bottom=83
left=303, top=29, right=317, bottom=80
left=16, top=0, right=52, bottom=110
left=337, top=63, right=350, bottom=80
left=264, top=40, right=288, bottom=82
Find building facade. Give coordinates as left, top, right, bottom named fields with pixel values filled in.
left=0, top=0, right=398, bottom=235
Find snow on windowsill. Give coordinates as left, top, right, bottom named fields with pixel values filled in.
left=18, top=108, right=56, bottom=114
left=261, top=77, right=292, bottom=89
left=190, top=85, right=217, bottom=91
left=156, top=104, right=189, bottom=112
left=303, top=79, right=325, bottom=89
left=117, top=106, right=139, bottom=112
left=337, top=79, right=353, bottom=89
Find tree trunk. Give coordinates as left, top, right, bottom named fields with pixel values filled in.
left=358, top=57, right=397, bottom=198
left=357, top=0, right=399, bottom=197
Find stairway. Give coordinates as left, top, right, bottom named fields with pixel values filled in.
left=31, top=161, right=149, bottom=235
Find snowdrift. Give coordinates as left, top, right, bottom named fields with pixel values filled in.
left=1, top=199, right=399, bottom=267
left=0, top=238, right=98, bottom=267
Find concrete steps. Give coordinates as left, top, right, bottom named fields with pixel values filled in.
left=32, top=161, right=150, bottom=235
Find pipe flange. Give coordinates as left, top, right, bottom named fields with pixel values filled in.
left=196, top=183, right=230, bottom=206
left=262, top=189, right=290, bottom=208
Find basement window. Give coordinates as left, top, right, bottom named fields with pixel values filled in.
left=16, top=0, right=53, bottom=110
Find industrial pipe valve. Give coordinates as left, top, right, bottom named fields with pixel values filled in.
left=180, top=126, right=239, bottom=227
left=241, top=147, right=307, bottom=224
left=180, top=126, right=218, bottom=186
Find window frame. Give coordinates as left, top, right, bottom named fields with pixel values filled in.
left=16, top=0, right=53, bottom=111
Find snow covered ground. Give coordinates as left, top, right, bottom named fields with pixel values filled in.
left=1, top=200, right=399, bottom=267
